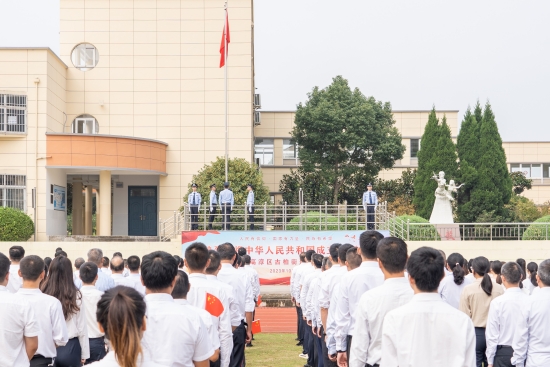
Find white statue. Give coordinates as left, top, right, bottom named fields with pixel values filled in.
left=429, top=171, right=463, bottom=224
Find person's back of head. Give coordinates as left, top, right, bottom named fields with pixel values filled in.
left=87, top=248, right=104, bottom=266
left=338, top=244, right=354, bottom=264
left=55, top=250, right=67, bottom=258
left=438, top=249, right=447, bottom=268
left=527, top=262, right=538, bottom=287
left=239, top=256, right=245, bottom=268
left=233, top=255, right=241, bottom=268
left=322, top=257, right=332, bottom=271
left=96, top=286, right=146, bottom=367
left=174, top=255, right=184, bottom=269
left=185, top=242, right=210, bottom=271
left=407, top=247, right=444, bottom=292
left=102, top=257, right=110, bottom=269
left=206, top=250, right=222, bottom=275
left=312, top=254, right=323, bottom=269
left=537, top=259, right=550, bottom=287
left=346, top=248, right=362, bottom=269
left=44, top=257, right=52, bottom=274
left=305, top=249, right=316, bottom=262
left=376, top=237, right=408, bottom=274
left=299, top=252, right=307, bottom=263
left=490, top=260, right=503, bottom=284
left=80, top=262, right=99, bottom=285
left=20, top=255, right=45, bottom=282
left=447, top=253, right=466, bottom=285
left=359, top=231, right=383, bottom=260
left=516, top=258, right=527, bottom=276
left=8, top=245, right=25, bottom=262
left=74, top=257, right=85, bottom=270
left=237, top=247, right=247, bottom=257
left=500, top=262, right=522, bottom=286
left=0, top=252, right=10, bottom=283
left=141, top=251, right=178, bottom=291
left=329, top=243, right=341, bottom=262
left=40, top=256, right=80, bottom=319
left=218, top=243, right=236, bottom=261
left=171, top=270, right=190, bottom=299
left=127, top=256, right=141, bottom=273
left=243, top=255, right=251, bottom=265
left=113, top=252, right=123, bottom=258
left=110, top=256, right=125, bottom=273
left=472, top=256, right=493, bottom=296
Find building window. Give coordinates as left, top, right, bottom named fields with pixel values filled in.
left=283, top=139, right=297, bottom=159
left=0, top=174, right=26, bottom=211
left=0, top=94, right=27, bottom=134
left=72, top=115, right=99, bottom=134
left=410, top=139, right=420, bottom=158
left=254, top=138, right=274, bottom=166
left=511, top=163, right=547, bottom=178
left=71, top=43, right=99, bottom=71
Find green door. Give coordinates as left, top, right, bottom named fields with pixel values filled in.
left=128, top=186, right=157, bottom=236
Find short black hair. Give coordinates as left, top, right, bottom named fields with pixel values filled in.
left=185, top=242, right=210, bottom=270
left=55, top=247, right=63, bottom=252
left=9, top=246, right=25, bottom=261
left=338, top=244, right=354, bottom=262
left=80, top=262, right=99, bottom=284
left=346, top=247, right=362, bottom=269
left=329, top=244, right=341, bottom=262
left=359, top=230, right=384, bottom=259
left=141, top=251, right=178, bottom=290
left=538, top=259, right=550, bottom=286
left=206, top=250, right=221, bottom=274
left=171, top=270, right=190, bottom=299
left=312, top=253, right=323, bottom=268
left=299, top=252, right=306, bottom=263
left=237, top=247, right=247, bottom=256
left=501, top=262, right=522, bottom=284
left=110, top=256, right=125, bottom=272
left=74, top=257, right=85, bottom=269
left=127, top=255, right=141, bottom=271
left=55, top=250, right=67, bottom=258
left=102, top=257, right=110, bottom=267
left=305, top=249, right=316, bottom=262
left=376, top=237, right=408, bottom=274
left=20, top=255, right=45, bottom=281
left=0, top=252, right=10, bottom=280
left=218, top=243, right=236, bottom=261
left=113, top=252, right=123, bottom=258
left=174, top=255, right=184, bottom=268
left=243, top=255, right=251, bottom=265
left=234, top=255, right=242, bottom=267
left=407, top=246, right=444, bottom=292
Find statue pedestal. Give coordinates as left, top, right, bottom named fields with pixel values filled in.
left=429, top=196, right=454, bottom=224
left=434, top=224, right=462, bottom=241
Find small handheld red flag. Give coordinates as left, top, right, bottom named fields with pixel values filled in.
left=256, top=295, right=262, bottom=307
left=251, top=319, right=262, bottom=334
left=205, top=293, right=224, bottom=317
left=219, top=10, right=230, bottom=68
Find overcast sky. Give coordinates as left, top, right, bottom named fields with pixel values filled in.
left=2, top=0, right=549, bottom=141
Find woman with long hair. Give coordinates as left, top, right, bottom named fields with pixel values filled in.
left=439, top=253, right=473, bottom=309
left=459, top=256, right=504, bottom=367
left=90, top=286, right=164, bottom=367
left=41, top=255, right=89, bottom=366
left=489, top=260, right=503, bottom=285
left=524, top=262, right=539, bottom=294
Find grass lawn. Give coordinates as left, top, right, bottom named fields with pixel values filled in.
left=246, top=333, right=306, bottom=367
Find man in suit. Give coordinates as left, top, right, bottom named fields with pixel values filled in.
left=188, top=183, right=201, bottom=230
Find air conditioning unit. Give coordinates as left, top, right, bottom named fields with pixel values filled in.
left=254, top=93, right=261, bottom=109
left=254, top=111, right=261, bottom=126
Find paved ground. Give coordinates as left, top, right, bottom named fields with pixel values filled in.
left=255, top=307, right=297, bottom=333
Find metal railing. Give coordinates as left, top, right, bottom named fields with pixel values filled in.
left=159, top=202, right=395, bottom=241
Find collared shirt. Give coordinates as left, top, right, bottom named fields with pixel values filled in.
left=459, top=277, right=504, bottom=327
left=522, top=279, right=536, bottom=295
left=326, top=283, right=341, bottom=356
left=17, top=288, right=68, bottom=358
left=87, top=350, right=165, bottom=367
left=66, top=297, right=90, bottom=360
left=80, top=285, right=104, bottom=338
left=485, top=287, right=528, bottom=364
left=439, top=274, right=474, bottom=309
left=318, top=264, right=347, bottom=310
left=302, top=268, right=321, bottom=321
left=349, top=277, right=413, bottom=367
left=512, top=287, right=550, bottom=367
left=308, top=274, right=323, bottom=327
left=298, top=264, right=315, bottom=305
left=244, top=264, right=261, bottom=299
left=382, top=293, right=476, bottom=367
left=186, top=273, right=233, bottom=367
left=128, top=273, right=146, bottom=296
left=205, top=274, right=241, bottom=327
left=6, top=264, right=22, bottom=293
left=95, top=270, right=115, bottom=292
left=0, top=286, right=40, bottom=367
left=362, top=190, right=378, bottom=206
left=291, top=262, right=309, bottom=302
left=334, top=261, right=384, bottom=351
left=246, top=191, right=254, bottom=206
left=210, top=191, right=218, bottom=206
left=174, top=299, right=221, bottom=351
left=217, top=264, right=254, bottom=321
left=112, top=273, right=138, bottom=289
left=219, top=189, right=234, bottom=208
left=143, top=293, right=214, bottom=367
left=188, top=191, right=201, bottom=208
left=101, top=268, right=112, bottom=276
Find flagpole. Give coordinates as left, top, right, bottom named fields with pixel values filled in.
left=224, top=1, right=228, bottom=183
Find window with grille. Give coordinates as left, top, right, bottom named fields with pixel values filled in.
left=0, top=174, right=26, bottom=211
left=410, top=139, right=420, bottom=158
left=0, top=94, right=27, bottom=133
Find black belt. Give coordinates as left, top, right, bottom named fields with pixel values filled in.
left=497, top=345, right=512, bottom=350
left=32, top=355, right=53, bottom=363
left=366, top=364, right=379, bottom=367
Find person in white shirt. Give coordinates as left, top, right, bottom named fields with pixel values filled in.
left=184, top=243, right=233, bottom=367
left=87, top=248, right=115, bottom=292
left=102, top=257, right=112, bottom=276
left=349, top=237, right=413, bottom=367
left=79, top=262, right=107, bottom=363
left=512, top=259, right=550, bottom=367
left=523, top=262, right=538, bottom=295
left=6, top=245, right=25, bottom=293
left=141, top=250, right=213, bottom=367
left=438, top=249, right=453, bottom=279
left=297, top=249, right=316, bottom=364
left=381, top=246, right=476, bottom=367
left=127, top=255, right=146, bottom=296
left=304, top=254, right=324, bottom=367
left=91, top=286, right=165, bottom=367
left=112, top=252, right=130, bottom=277
left=216, top=243, right=254, bottom=367
left=0, top=252, right=39, bottom=367
left=111, top=256, right=139, bottom=289
left=172, top=270, right=222, bottom=365
left=17, top=255, right=69, bottom=367
left=242, top=254, right=260, bottom=345
left=41, top=255, right=90, bottom=366
left=73, top=257, right=85, bottom=285
left=291, top=252, right=309, bottom=348
left=335, top=231, right=385, bottom=366
left=439, top=253, right=474, bottom=309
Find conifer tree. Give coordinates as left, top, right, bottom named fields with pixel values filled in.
left=456, top=108, right=480, bottom=222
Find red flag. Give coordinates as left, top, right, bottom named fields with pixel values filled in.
left=251, top=319, right=262, bottom=334
left=256, top=295, right=262, bottom=307
left=219, top=10, right=230, bottom=68
left=205, top=293, right=224, bottom=317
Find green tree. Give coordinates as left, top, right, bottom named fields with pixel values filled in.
left=291, top=76, right=405, bottom=204
left=510, top=171, right=533, bottom=195
left=413, top=108, right=458, bottom=219
left=456, top=108, right=480, bottom=221
left=279, top=167, right=333, bottom=205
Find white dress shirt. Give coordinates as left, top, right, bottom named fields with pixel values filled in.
left=186, top=273, right=233, bottom=367
left=290, top=263, right=299, bottom=299
left=244, top=264, right=261, bottom=300
left=522, top=279, right=535, bottom=295
left=485, top=287, right=528, bottom=364
left=128, top=273, right=146, bottom=296
left=6, top=264, right=22, bottom=293
left=512, top=287, right=550, bottom=367
left=80, top=285, right=105, bottom=338
left=174, top=299, right=220, bottom=349
left=303, top=268, right=321, bottom=322
left=299, top=266, right=318, bottom=312
left=0, top=286, right=40, bottom=367
left=326, top=283, right=341, bottom=356
left=307, top=275, right=323, bottom=327
left=334, top=261, right=384, bottom=351
left=217, top=263, right=255, bottom=321
left=439, top=274, right=474, bottom=309
left=318, top=264, right=346, bottom=310
left=381, top=293, right=476, bottom=367
left=291, top=262, right=309, bottom=304
left=101, top=268, right=112, bottom=276
left=17, top=288, right=69, bottom=358
left=95, top=270, right=115, bottom=292
left=205, top=274, right=241, bottom=327
left=142, top=293, right=214, bottom=367
left=349, top=277, right=413, bottom=367
left=112, top=273, right=138, bottom=288
left=87, top=350, right=165, bottom=367
left=66, top=297, right=90, bottom=360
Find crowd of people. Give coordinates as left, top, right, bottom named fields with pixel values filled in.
left=291, top=231, right=549, bottom=367
left=0, top=244, right=260, bottom=367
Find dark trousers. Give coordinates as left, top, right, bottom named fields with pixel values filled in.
left=306, top=324, right=315, bottom=367
left=346, top=335, right=352, bottom=364
left=230, top=321, right=246, bottom=367
left=311, top=328, right=319, bottom=367
left=315, top=333, right=324, bottom=367
left=366, top=205, right=375, bottom=230
left=321, top=326, right=337, bottom=367
left=30, top=355, right=53, bottom=367
left=494, top=345, right=514, bottom=367
left=208, top=204, right=217, bottom=229
left=248, top=205, right=255, bottom=230
left=190, top=205, right=199, bottom=230
left=85, top=337, right=106, bottom=364
left=475, top=327, right=487, bottom=367
left=210, top=358, right=221, bottom=367
left=297, top=306, right=304, bottom=342
left=54, top=337, right=81, bottom=367
left=221, top=204, right=232, bottom=230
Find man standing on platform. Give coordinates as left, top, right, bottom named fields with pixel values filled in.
left=209, top=184, right=218, bottom=230
left=188, top=183, right=201, bottom=230
left=246, top=184, right=255, bottom=230
left=362, top=183, right=378, bottom=230
left=219, top=182, right=234, bottom=230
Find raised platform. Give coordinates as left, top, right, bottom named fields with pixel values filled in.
left=48, top=235, right=160, bottom=242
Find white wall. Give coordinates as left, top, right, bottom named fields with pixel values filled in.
left=112, top=175, right=159, bottom=236
left=45, top=168, right=67, bottom=235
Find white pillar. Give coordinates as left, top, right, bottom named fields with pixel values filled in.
left=99, top=170, right=111, bottom=236
left=85, top=185, right=93, bottom=235
left=95, top=188, right=100, bottom=235
left=72, top=182, right=83, bottom=235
